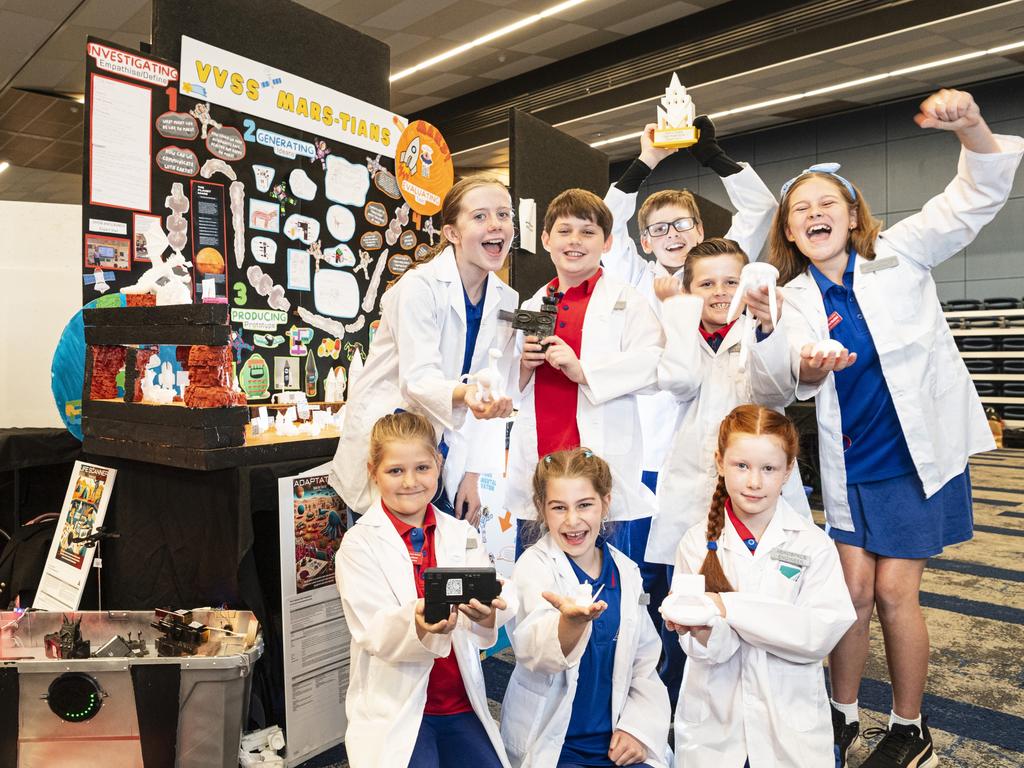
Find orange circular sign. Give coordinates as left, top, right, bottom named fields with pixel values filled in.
left=394, top=120, right=454, bottom=216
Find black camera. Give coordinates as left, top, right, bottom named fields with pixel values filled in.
left=510, top=293, right=560, bottom=347
left=423, top=567, right=501, bottom=623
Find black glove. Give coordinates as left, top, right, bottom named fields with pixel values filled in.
left=689, top=115, right=742, bottom=177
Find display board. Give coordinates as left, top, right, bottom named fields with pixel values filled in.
left=509, top=108, right=610, bottom=297
left=34, top=460, right=116, bottom=612
left=278, top=467, right=350, bottom=765
left=80, top=36, right=439, bottom=411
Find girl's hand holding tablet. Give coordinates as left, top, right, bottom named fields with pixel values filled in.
left=415, top=598, right=458, bottom=639
left=457, top=595, right=508, bottom=630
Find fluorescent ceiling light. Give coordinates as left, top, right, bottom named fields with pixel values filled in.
left=390, top=0, right=593, bottom=83
left=557, top=0, right=1024, bottom=130
left=589, top=39, right=1024, bottom=148
left=0, top=161, right=9, bottom=174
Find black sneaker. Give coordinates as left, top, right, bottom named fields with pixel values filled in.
left=832, top=703, right=861, bottom=768
left=861, top=716, right=938, bottom=768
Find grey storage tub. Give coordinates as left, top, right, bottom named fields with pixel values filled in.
left=0, top=609, right=262, bottom=768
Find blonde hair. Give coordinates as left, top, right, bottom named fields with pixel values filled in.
left=413, top=175, right=509, bottom=267
left=681, top=237, right=748, bottom=291
left=701, top=405, right=801, bottom=593
left=367, top=411, right=440, bottom=474
left=768, top=173, right=882, bottom=285
left=637, top=189, right=703, bottom=234
left=525, top=448, right=613, bottom=543
left=543, top=189, right=613, bottom=238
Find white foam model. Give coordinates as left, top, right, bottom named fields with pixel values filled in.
left=361, top=250, right=388, bottom=313
left=570, top=581, right=605, bottom=608
left=811, top=338, right=845, bottom=356
left=140, top=354, right=178, bottom=404
left=465, top=348, right=505, bottom=402
left=229, top=181, right=246, bottom=269
left=727, top=262, right=779, bottom=326
left=659, top=573, right=720, bottom=627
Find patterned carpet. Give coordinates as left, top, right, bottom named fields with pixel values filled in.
left=297, top=449, right=1024, bottom=767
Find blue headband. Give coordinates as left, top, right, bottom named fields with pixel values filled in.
left=779, top=162, right=857, bottom=201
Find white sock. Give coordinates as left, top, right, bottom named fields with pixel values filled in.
left=890, top=710, right=922, bottom=730
left=831, top=698, right=859, bottom=724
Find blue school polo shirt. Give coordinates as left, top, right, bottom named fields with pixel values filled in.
left=809, top=251, right=915, bottom=483
left=462, top=276, right=487, bottom=377
left=560, top=539, right=621, bottom=766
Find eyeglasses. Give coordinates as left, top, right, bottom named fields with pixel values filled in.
left=643, top=217, right=697, bottom=238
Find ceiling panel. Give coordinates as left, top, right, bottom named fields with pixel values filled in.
left=2, top=0, right=1024, bottom=201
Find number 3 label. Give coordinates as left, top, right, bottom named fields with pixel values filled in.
left=233, top=282, right=247, bottom=305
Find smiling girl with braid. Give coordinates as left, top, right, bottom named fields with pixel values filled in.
left=668, top=404, right=855, bottom=768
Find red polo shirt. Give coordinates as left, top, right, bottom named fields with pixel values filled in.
left=534, top=269, right=602, bottom=458
left=699, top=319, right=737, bottom=352
left=383, top=504, right=472, bottom=716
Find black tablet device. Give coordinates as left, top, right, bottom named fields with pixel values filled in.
left=422, top=567, right=501, bottom=623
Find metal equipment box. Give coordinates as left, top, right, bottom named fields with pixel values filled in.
left=0, top=609, right=262, bottom=767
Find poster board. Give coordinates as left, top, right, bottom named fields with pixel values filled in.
left=34, top=461, right=117, bottom=612
left=80, top=35, right=440, bottom=409
left=277, top=467, right=351, bottom=764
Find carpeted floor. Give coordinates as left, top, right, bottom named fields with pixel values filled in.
left=297, top=449, right=1024, bottom=767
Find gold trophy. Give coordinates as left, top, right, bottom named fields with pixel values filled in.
left=652, top=73, right=699, bottom=148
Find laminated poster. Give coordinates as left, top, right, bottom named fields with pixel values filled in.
left=34, top=461, right=117, bottom=612
left=277, top=468, right=350, bottom=762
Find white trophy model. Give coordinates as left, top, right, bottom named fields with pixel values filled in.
left=653, top=72, right=699, bottom=148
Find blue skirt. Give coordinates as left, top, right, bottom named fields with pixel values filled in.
left=827, top=469, right=973, bottom=558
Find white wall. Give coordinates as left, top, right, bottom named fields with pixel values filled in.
left=0, top=201, right=83, bottom=428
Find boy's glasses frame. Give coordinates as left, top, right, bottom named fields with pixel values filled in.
left=643, top=217, right=697, bottom=238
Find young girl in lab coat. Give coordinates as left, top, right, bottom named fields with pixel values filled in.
left=767, top=89, right=1023, bottom=768
left=330, top=176, right=519, bottom=523
left=650, top=237, right=811, bottom=570
left=669, top=404, right=855, bottom=768
left=335, top=411, right=515, bottom=768
left=501, top=447, right=670, bottom=768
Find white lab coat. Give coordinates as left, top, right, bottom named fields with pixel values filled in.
left=500, top=533, right=670, bottom=768
left=771, top=135, right=1024, bottom=531
left=603, top=164, right=779, bottom=472
left=505, top=272, right=665, bottom=521
left=673, top=497, right=855, bottom=768
left=646, top=294, right=811, bottom=565
left=329, top=246, right=520, bottom=514
left=335, top=500, right=517, bottom=768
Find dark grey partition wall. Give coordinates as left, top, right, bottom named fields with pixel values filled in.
left=152, top=0, right=389, bottom=108
left=509, top=108, right=733, bottom=296
left=509, top=109, right=610, bottom=297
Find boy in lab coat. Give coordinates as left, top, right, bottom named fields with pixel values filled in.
left=602, top=118, right=778, bottom=697
left=505, top=189, right=664, bottom=531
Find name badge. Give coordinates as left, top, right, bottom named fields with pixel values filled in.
left=639, top=593, right=650, bottom=606
left=466, top=538, right=478, bottom=550
left=770, top=547, right=810, bottom=567
left=859, top=256, right=898, bottom=274
left=613, top=299, right=627, bottom=311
